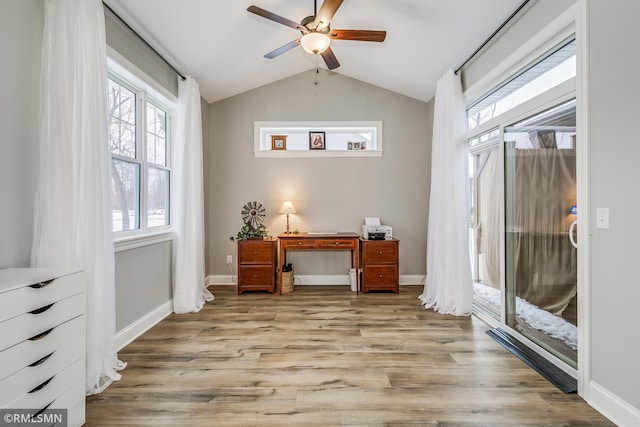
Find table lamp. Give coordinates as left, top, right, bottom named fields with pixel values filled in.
left=278, top=201, right=296, bottom=234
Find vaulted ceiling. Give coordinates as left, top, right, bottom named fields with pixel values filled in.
left=104, top=0, right=521, bottom=104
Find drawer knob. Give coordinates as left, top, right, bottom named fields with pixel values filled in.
left=379, top=274, right=383, bottom=278
left=298, top=242, right=303, bottom=245
left=254, top=251, right=258, bottom=255
left=335, top=242, right=339, bottom=245
left=254, top=274, right=258, bottom=278
left=379, top=251, right=383, bottom=255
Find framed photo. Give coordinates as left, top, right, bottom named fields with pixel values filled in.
left=309, top=131, right=326, bottom=150
left=271, top=135, right=287, bottom=151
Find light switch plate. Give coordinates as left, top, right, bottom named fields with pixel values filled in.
left=596, top=208, right=609, bottom=229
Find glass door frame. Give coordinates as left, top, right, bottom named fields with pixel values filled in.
left=467, top=82, right=578, bottom=377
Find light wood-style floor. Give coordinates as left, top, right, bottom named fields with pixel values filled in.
left=85, top=285, right=613, bottom=426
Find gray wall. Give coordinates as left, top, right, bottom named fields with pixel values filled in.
left=115, top=241, right=172, bottom=330
left=588, top=0, right=640, bottom=411
left=206, top=69, right=432, bottom=279
left=0, top=0, right=42, bottom=269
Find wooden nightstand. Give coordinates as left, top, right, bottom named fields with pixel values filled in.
left=237, top=239, right=277, bottom=294
left=360, top=238, right=399, bottom=293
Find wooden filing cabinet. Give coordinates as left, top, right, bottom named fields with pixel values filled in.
left=360, top=238, right=399, bottom=293
left=237, top=239, right=277, bottom=294
left=0, top=267, right=85, bottom=427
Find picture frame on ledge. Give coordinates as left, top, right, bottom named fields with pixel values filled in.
left=271, top=135, right=287, bottom=150
left=309, top=131, right=326, bottom=150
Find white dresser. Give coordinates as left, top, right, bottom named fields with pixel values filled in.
left=0, top=268, right=85, bottom=426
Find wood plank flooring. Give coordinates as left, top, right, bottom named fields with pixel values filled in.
left=85, top=285, right=613, bottom=426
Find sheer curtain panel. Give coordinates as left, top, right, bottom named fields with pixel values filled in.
left=419, top=69, right=473, bottom=316
left=172, top=76, right=214, bottom=313
left=31, top=0, right=125, bottom=395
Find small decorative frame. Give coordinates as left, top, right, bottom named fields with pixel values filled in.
left=309, top=131, right=326, bottom=150
left=271, top=135, right=287, bottom=150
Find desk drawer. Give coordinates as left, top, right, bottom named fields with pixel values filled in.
left=238, top=240, right=274, bottom=263
left=283, top=239, right=318, bottom=249
left=362, top=265, right=399, bottom=291
left=239, top=266, right=275, bottom=288
left=363, top=241, right=398, bottom=264
left=319, top=239, right=355, bottom=249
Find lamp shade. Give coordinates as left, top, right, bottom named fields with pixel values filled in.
left=300, top=32, right=331, bottom=54
left=278, top=201, right=296, bottom=214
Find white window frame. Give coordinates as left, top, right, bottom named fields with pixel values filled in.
left=254, top=121, right=383, bottom=158
left=107, top=49, right=177, bottom=251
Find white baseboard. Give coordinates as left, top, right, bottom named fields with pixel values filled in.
left=116, top=299, right=173, bottom=351
left=587, top=380, right=640, bottom=427
left=206, top=274, right=425, bottom=286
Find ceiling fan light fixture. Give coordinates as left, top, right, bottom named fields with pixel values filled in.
left=300, top=32, right=331, bottom=54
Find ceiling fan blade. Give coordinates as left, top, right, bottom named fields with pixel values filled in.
left=264, top=39, right=301, bottom=59
left=321, top=47, right=340, bottom=70
left=247, top=5, right=304, bottom=31
left=314, top=0, right=344, bottom=29
left=330, top=29, right=387, bottom=42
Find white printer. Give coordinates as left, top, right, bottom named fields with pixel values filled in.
left=361, top=217, right=392, bottom=240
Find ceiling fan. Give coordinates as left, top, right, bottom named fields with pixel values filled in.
left=247, top=0, right=386, bottom=70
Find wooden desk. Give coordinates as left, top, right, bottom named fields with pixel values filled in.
left=278, top=232, right=360, bottom=294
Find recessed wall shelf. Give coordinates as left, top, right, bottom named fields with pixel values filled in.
left=254, top=121, right=383, bottom=158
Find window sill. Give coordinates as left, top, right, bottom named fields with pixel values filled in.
left=254, top=149, right=383, bottom=158
left=114, top=230, right=174, bottom=252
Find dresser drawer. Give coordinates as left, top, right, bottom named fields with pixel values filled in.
left=5, top=357, right=84, bottom=411
left=319, top=239, right=355, bottom=249
left=363, top=241, right=398, bottom=264
left=0, top=315, right=84, bottom=382
left=0, top=293, right=84, bottom=352
left=0, top=336, right=84, bottom=408
left=0, top=272, right=83, bottom=323
left=239, top=241, right=274, bottom=263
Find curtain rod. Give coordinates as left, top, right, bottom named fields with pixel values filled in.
left=455, top=0, right=530, bottom=75
left=102, top=2, right=186, bottom=81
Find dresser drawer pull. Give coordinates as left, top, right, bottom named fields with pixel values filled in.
left=379, top=251, right=383, bottom=255
left=29, top=352, right=55, bottom=367
left=34, top=402, right=53, bottom=418
left=29, top=328, right=54, bottom=341
left=29, top=303, right=54, bottom=315
left=29, top=376, right=54, bottom=393
left=379, top=274, right=383, bottom=278
left=254, top=251, right=258, bottom=255
left=254, top=274, right=258, bottom=278
left=29, top=279, right=54, bottom=289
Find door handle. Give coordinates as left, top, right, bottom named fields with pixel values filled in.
left=569, top=220, right=578, bottom=249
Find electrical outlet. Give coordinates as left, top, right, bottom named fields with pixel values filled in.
left=226, top=255, right=233, bottom=264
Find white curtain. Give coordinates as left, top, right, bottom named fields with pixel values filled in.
left=31, top=0, right=125, bottom=395
left=172, top=76, right=214, bottom=313
left=419, top=69, right=473, bottom=316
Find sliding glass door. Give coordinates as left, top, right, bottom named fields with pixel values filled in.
left=503, top=100, right=577, bottom=367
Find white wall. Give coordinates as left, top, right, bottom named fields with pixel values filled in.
left=206, top=69, right=432, bottom=280
left=0, top=0, right=42, bottom=269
